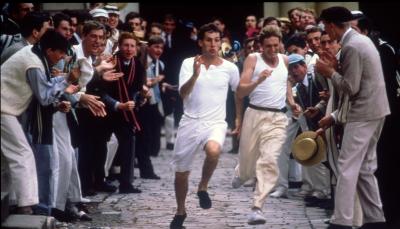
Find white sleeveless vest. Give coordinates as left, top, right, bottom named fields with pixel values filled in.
left=1, top=45, right=44, bottom=116
left=249, top=53, right=288, bottom=109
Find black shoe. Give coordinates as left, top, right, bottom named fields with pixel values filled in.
left=166, top=142, right=174, bottom=150
left=305, top=198, right=329, bottom=207
left=106, top=173, right=120, bottom=182
left=327, top=223, right=352, bottom=229
left=288, top=181, right=303, bottom=189
left=140, top=173, right=161, bottom=180
left=149, top=150, right=159, bottom=157
left=65, top=206, right=92, bottom=222
left=359, top=222, right=387, bottom=229
left=76, top=203, right=90, bottom=214
left=170, top=213, right=187, bottom=229
left=82, top=189, right=97, bottom=197
left=304, top=196, right=319, bottom=202
left=197, top=191, right=212, bottom=209
left=32, top=204, right=51, bottom=216
left=78, top=211, right=92, bottom=221
left=119, top=184, right=142, bottom=194
left=94, top=181, right=117, bottom=193
left=316, top=199, right=334, bottom=210
left=11, top=206, right=33, bottom=215
left=227, top=148, right=238, bottom=154
left=51, top=208, right=78, bottom=223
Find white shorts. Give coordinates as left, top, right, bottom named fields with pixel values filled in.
left=171, top=116, right=227, bottom=172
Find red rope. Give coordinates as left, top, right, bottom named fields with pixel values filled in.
left=117, top=57, right=141, bottom=131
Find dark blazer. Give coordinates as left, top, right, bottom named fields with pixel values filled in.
left=296, top=74, right=326, bottom=131
left=102, top=55, right=145, bottom=129
left=160, top=27, right=197, bottom=115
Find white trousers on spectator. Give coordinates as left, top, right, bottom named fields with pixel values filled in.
left=164, top=113, right=175, bottom=144
left=288, top=159, right=302, bottom=182
left=325, top=79, right=362, bottom=227
left=52, top=112, right=82, bottom=210
left=1, top=113, right=38, bottom=207
left=299, top=115, right=331, bottom=197
left=234, top=108, right=288, bottom=209
left=331, top=119, right=386, bottom=226
left=105, top=133, right=118, bottom=177
left=301, top=161, right=331, bottom=197
left=276, top=113, right=306, bottom=189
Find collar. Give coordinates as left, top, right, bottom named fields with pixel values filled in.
left=339, top=27, right=352, bottom=45
left=161, top=32, right=171, bottom=39
left=75, top=43, right=85, bottom=58
left=75, top=43, right=87, bottom=58
left=147, top=55, right=155, bottom=65
left=306, top=49, right=314, bottom=56
left=74, top=33, right=81, bottom=43
left=23, top=37, right=31, bottom=46
left=74, top=43, right=93, bottom=65
left=336, top=49, right=341, bottom=60
left=302, top=75, right=309, bottom=87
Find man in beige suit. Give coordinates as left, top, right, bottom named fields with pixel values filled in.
left=316, top=6, right=390, bottom=229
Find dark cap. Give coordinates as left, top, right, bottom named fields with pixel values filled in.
left=319, top=6, right=353, bottom=23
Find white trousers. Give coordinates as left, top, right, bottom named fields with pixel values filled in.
left=325, top=79, right=362, bottom=227
left=276, top=114, right=305, bottom=189
left=331, top=118, right=386, bottom=226
left=105, top=133, right=119, bottom=177
left=301, top=162, right=331, bottom=196
left=52, top=112, right=83, bottom=210
left=164, top=113, right=175, bottom=144
left=1, top=114, right=38, bottom=207
left=235, top=108, right=288, bottom=209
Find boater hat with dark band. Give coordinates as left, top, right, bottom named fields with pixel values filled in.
left=292, top=131, right=326, bottom=166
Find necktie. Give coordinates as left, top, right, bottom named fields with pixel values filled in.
left=152, top=59, right=158, bottom=76
left=167, top=34, right=171, bottom=48
left=299, top=83, right=309, bottom=108
left=150, top=59, right=160, bottom=105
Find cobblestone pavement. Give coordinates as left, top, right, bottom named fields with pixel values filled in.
left=67, top=136, right=331, bottom=229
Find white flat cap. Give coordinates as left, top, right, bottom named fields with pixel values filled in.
left=90, top=8, right=109, bottom=18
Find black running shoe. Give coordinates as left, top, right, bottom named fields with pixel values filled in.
left=197, top=191, right=212, bottom=209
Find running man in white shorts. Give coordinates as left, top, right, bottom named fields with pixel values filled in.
left=169, top=23, right=242, bottom=229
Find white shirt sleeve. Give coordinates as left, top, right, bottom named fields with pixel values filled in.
left=178, top=58, right=194, bottom=92
left=228, top=63, right=240, bottom=92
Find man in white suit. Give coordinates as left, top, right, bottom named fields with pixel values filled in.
left=316, top=6, right=390, bottom=229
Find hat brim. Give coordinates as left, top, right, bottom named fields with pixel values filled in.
left=351, top=14, right=364, bottom=21
left=288, top=60, right=303, bottom=66
left=292, top=131, right=326, bottom=166
left=108, top=11, right=120, bottom=16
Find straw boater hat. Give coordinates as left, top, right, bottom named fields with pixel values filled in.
left=292, top=131, right=326, bottom=166
left=89, top=8, right=109, bottom=19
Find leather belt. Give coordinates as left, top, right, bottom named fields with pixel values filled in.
left=248, top=103, right=287, bottom=113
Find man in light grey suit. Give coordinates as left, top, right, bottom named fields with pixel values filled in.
left=315, top=6, right=390, bottom=229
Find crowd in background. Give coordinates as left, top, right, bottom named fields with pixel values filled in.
left=0, top=2, right=398, bottom=228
